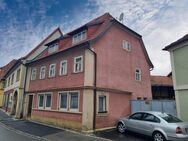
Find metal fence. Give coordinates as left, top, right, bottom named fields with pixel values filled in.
left=131, top=100, right=177, bottom=116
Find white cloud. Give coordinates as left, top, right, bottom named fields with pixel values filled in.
left=85, top=0, right=188, bottom=75
left=0, top=0, right=6, bottom=10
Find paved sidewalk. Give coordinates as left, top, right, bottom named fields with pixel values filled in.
left=0, top=109, right=107, bottom=141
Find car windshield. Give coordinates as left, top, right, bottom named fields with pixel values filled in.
left=158, top=113, right=182, bottom=123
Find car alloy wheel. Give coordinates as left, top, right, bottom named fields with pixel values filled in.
left=117, top=123, right=126, bottom=133
left=153, top=132, right=166, bottom=141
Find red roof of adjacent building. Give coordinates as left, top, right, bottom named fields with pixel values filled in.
left=150, top=75, right=173, bottom=86
left=31, top=13, right=153, bottom=68
left=0, top=59, right=17, bottom=80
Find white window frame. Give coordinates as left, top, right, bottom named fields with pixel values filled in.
left=72, top=30, right=87, bottom=44
left=39, top=66, right=46, bottom=79
left=48, top=43, right=59, bottom=54
left=69, top=91, right=79, bottom=112
left=38, top=93, right=52, bottom=110
left=38, top=94, right=45, bottom=109
left=122, top=40, right=131, bottom=51
left=44, top=93, right=52, bottom=110
left=59, top=60, right=67, bottom=76
left=59, top=92, right=68, bottom=111
left=58, top=91, right=79, bottom=112
left=135, top=68, right=141, bottom=81
left=98, top=95, right=107, bottom=113
left=31, top=68, right=37, bottom=80
left=73, top=56, right=83, bottom=73
left=49, top=64, right=56, bottom=78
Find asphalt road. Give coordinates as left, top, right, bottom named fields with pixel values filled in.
left=0, top=124, right=38, bottom=141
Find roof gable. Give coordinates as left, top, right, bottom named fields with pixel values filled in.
left=28, top=13, right=153, bottom=68
left=25, top=27, right=62, bottom=61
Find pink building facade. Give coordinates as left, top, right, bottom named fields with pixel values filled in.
left=24, top=13, right=153, bottom=132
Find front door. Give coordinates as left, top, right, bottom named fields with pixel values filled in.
left=27, top=95, right=33, bottom=117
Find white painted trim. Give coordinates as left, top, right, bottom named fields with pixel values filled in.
left=39, top=66, right=46, bottom=79
left=48, top=64, right=56, bottom=78
left=58, top=91, right=68, bottom=111
left=59, top=60, right=68, bottom=76
left=44, top=93, right=52, bottom=110
left=135, top=68, right=141, bottom=81
left=73, top=56, right=83, bottom=73
left=31, top=68, right=37, bottom=80
left=38, top=94, right=45, bottom=109
left=58, top=90, right=80, bottom=112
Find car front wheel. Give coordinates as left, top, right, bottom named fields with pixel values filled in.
left=117, top=122, right=126, bottom=133
left=153, top=132, right=166, bottom=141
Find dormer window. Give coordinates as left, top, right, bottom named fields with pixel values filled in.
left=48, top=43, right=59, bottom=54
left=72, top=30, right=87, bottom=44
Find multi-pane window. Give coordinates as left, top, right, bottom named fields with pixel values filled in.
left=31, top=68, right=37, bottom=80
left=60, top=60, right=67, bottom=75
left=74, top=56, right=83, bottom=73
left=48, top=43, right=59, bottom=54
left=70, top=92, right=79, bottom=111
left=45, top=94, right=52, bottom=109
left=11, top=73, right=14, bottom=85
left=122, top=40, right=131, bottom=51
left=59, top=91, right=79, bottom=112
left=38, top=94, right=52, bottom=109
left=39, top=66, right=46, bottom=79
left=16, top=69, right=20, bottom=82
left=135, top=68, right=141, bottom=81
left=98, top=95, right=107, bottom=113
left=38, top=94, right=44, bottom=108
left=59, top=92, right=68, bottom=110
left=49, top=64, right=56, bottom=78
left=72, top=30, right=87, bottom=44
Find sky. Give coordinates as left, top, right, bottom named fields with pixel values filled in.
left=0, top=0, right=188, bottom=75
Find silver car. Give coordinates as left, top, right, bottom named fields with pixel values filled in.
left=117, top=111, right=188, bottom=141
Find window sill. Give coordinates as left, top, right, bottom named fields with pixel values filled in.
left=97, top=111, right=109, bottom=116
left=33, top=108, right=82, bottom=115
left=72, top=71, right=84, bottom=74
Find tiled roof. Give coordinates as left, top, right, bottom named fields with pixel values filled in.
left=0, top=59, right=17, bottom=80
left=163, top=33, right=188, bottom=50
left=30, top=13, right=153, bottom=68
left=150, top=75, right=173, bottom=86
left=24, top=27, right=62, bottom=59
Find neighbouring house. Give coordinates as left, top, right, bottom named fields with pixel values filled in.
left=163, top=34, right=188, bottom=121
left=151, top=74, right=175, bottom=100
left=0, top=60, right=17, bottom=108
left=3, top=28, right=62, bottom=118
left=23, top=13, right=153, bottom=132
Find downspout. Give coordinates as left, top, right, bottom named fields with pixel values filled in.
left=87, top=46, right=97, bottom=131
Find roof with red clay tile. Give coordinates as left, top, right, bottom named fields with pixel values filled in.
left=163, top=33, right=188, bottom=51
left=30, top=13, right=153, bottom=68
left=0, top=59, right=17, bottom=80
left=150, top=75, right=173, bottom=86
